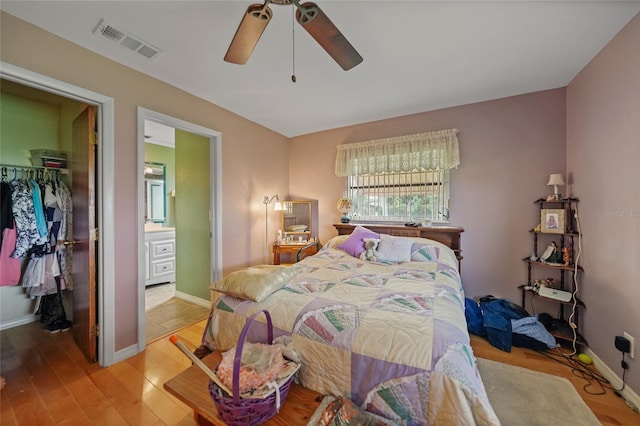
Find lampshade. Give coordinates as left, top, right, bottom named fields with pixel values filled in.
left=547, top=174, right=565, bottom=186
left=273, top=201, right=283, bottom=211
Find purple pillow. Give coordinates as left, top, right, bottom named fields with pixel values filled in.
left=336, top=226, right=380, bottom=257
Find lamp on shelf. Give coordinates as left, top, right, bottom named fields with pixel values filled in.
left=264, top=194, right=284, bottom=262
left=547, top=174, right=565, bottom=201
left=337, top=197, right=353, bottom=223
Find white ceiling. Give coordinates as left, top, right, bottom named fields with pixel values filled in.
left=2, top=1, right=639, bottom=137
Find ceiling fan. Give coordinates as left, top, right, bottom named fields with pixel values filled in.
left=224, top=0, right=363, bottom=71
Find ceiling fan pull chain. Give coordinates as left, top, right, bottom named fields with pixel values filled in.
left=291, top=5, right=297, bottom=83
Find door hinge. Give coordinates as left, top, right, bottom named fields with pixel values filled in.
left=90, top=132, right=98, bottom=145
left=90, top=228, right=99, bottom=241
left=91, top=324, right=100, bottom=337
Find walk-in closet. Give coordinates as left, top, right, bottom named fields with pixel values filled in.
left=0, top=79, right=85, bottom=337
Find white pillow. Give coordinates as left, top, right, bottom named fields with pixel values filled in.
left=377, top=234, right=413, bottom=262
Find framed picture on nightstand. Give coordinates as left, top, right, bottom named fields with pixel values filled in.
left=541, top=209, right=565, bottom=234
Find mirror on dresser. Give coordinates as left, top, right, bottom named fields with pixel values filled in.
left=144, top=161, right=166, bottom=223
left=280, top=200, right=313, bottom=242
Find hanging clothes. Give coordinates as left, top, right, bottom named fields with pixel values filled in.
left=0, top=180, right=14, bottom=247
left=53, top=177, right=73, bottom=290
left=0, top=225, right=21, bottom=286
left=22, top=252, right=64, bottom=297
left=0, top=175, right=21, bottom=286
left=21, top=175, right=67, bottom=296
left=29, top=178, right=49, bottom=239
left=1, top=165, right=73, bottom=333
left=10, top=178, right=47, bottom=259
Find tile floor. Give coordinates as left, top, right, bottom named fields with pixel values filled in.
left=145, top=282, right=176, bottom=311
left=145, top=297, right=210, bottom=344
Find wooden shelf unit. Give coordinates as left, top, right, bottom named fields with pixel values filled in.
left=519, top=198, right=586, bottom=347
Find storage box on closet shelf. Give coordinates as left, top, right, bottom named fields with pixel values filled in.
left=29, top=149, right=67, bottom=168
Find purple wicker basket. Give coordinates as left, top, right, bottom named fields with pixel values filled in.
left=208, top=310, right=294, bottom=426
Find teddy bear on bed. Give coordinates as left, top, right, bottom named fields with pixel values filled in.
left=360, top=238, right=380, bottom=262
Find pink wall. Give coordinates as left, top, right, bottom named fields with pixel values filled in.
left=290, top=89, right=567, bottom=302
left=567, top=13, right=640, bottom=389
left=1, top=12, right=290, bottom=350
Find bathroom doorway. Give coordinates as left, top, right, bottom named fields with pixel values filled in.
left=136, top=108, right=222, bottom=348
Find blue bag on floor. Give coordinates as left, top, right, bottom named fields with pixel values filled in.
left=465, top=297, right=486, bottom=337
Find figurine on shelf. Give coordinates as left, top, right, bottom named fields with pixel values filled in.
left=532, top=280, right=540, bottom=293
left=532, top=279, right=549, bottom=293
left=534, top=277, right=557, bottom=292
left=562, top=246, right=572, bottom=266
left=529, top=251, right=538, bottom=261
left=534, top=223, right=542, bottom=232
left=541, top=241, right=563, bottom=264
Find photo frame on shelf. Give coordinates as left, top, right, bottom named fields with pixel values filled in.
left=540, top=209, right=565, bottom=234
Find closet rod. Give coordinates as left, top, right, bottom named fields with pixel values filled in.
left=1, top=163, right=69, bottom=175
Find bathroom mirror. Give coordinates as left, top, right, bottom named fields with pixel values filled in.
left=281, top=201, right=313, bottom=241
left=144, top=161, right=166, bottom=223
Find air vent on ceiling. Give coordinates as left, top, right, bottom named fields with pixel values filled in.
left=92, top=19, right=162, bottom=60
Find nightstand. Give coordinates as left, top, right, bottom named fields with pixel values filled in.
left=272, top=241, right=320, bottom=265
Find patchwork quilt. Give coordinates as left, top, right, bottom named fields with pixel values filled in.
left=206, top=237, right=499, bottom=425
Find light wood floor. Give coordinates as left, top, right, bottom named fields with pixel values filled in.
left=2, top=319, right=639, bottom=425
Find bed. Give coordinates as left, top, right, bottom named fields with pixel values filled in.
left=205, top=225, right=499, bottom=425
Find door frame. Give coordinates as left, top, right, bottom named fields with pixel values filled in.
left=136, top=107, right=223, bottom=351
left=0, top=61, right=117, bottom=367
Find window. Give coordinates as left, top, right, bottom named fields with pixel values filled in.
left=346, top=169, right=450, bottom=222
left=335, top=129, right=459, bottom=223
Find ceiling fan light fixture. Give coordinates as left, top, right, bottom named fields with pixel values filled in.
left=224, top=3, right=273, bottom=65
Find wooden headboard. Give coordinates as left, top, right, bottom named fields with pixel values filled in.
left=333, top=223, right=464, bottom=270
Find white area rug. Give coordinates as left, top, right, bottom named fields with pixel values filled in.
left=145, top=282, right=175, bottom=311
left=307, top=358, right=600, bottom=425
left=477, top=358, right=600, bottom=425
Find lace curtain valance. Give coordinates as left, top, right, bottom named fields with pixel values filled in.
left=335, top=129, right=460, bottom=177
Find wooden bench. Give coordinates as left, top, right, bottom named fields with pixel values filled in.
left=164, top=351, right=323, bottom=425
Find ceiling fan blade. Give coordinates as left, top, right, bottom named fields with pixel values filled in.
left=224, top=3, right=273, bottom=65
left=295, top=2, right=362, bottom=71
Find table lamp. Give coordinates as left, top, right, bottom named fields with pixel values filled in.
left=264, top=194, right=283, bottom=262
left=547, top=174, right=565, bottom=200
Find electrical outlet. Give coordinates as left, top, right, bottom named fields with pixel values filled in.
left=624, top=332, right=635, bottom=359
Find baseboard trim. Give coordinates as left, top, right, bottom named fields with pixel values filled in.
left=114, top=343, right=140, bottom=364
left=584, top=347, right=640, bottom=412
left=175, top=291, right=210, bottom=309
left=0, top=314, right=37, bottom=331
